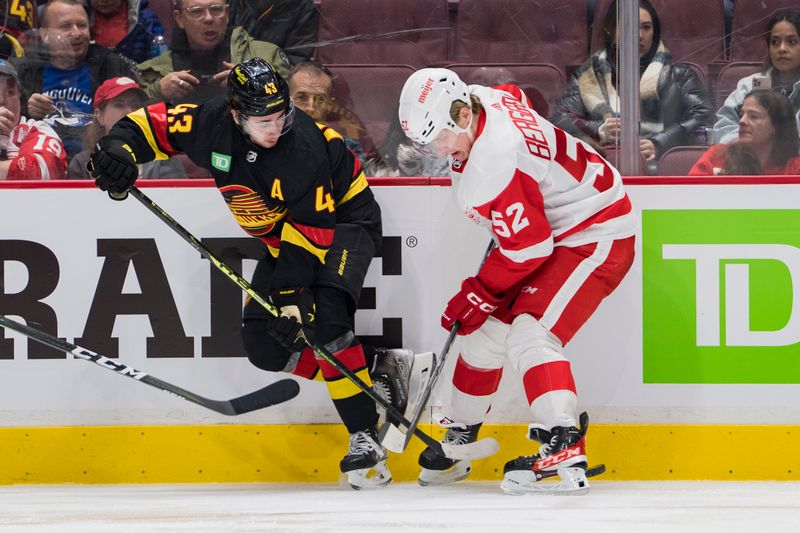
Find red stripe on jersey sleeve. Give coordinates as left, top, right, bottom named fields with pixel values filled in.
left=474, top=168, right=552, bottom=295
left=452, top=355, right=504, bottom=396
left=289, top=219, right=335, bottom=247
left=146, top=102, right=178, bottom=155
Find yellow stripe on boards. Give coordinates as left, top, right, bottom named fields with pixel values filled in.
left=1, top=424, right=799, bottom=484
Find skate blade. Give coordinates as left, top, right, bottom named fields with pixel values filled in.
left=345, top=461, right=392, bottom=490
left=418, top=461, right=471, bottom=486
left=380, top=351, right=435, bottom=453
left=500, top=466, right=591, bottom=495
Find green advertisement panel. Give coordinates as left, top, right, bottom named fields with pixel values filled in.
left=643, top=209, right=800, bottom=384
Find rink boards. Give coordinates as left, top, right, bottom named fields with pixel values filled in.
left=1, top=178, right=799, bottom=483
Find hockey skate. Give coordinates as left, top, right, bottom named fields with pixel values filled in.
left=500, top=412, right=605, bottom=495
left=370, top=348, right=415, bottom=422
left=340, top=426, right=392, bottom=490
left=418, top=420, right=481, bottom=486
left=375, top=350, right=435, bottom=452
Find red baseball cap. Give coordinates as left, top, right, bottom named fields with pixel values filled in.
left=94, top=77, right=146, bottom=110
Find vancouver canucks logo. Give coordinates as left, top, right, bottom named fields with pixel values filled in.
left=220, top=184, right=286, bottom=236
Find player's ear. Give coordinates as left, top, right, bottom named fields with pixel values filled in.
left=230, top=109, right=240, bottom=126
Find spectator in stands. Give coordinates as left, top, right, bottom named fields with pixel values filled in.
left=10, top=0, right=136, bottom=160
left=550, top=0, right=713, bottom=161
left=287, top=60, right=366, bottom=161
left=691, top=89, right=800, bottom=175
left=0, top=60, right=67, bottom=180
left=714, top=9, right=800, bottom=144
left=88, top=0, right=167, bottom=64
left=0, top=0, right=36, bottom=59
left=137, top=0, right=290, bottom=104
left=11, top=0, right=137, bottom=120
left=228, top=0, right=318, bottom=64
left=68, top=76, right=186, bottom=179
left=363, top=106, right=449, bottom=177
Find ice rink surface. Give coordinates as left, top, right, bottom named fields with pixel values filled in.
left=1, top=481, right=799, bottom=532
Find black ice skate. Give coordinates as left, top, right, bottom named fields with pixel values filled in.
left=370, top=348, right=414, bottom=422
left=418, top=420, right=481, bottom=486
left=340, top=426, right=391, bottom=490
left=501, top=412, right=604, bottom=495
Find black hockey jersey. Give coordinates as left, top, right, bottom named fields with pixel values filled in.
left=102, top=96, right=379, bottom=291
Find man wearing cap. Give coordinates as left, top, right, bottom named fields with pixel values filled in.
left=0, top=59, right=68, bottom=180
left=68, top=76, right=186, bottom=179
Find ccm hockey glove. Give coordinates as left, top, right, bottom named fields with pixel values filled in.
left=268, top=287, right=316, bottom=352
left=89, top=141, right=139, bottom=195
left=442, top=276, right=502, bottom=335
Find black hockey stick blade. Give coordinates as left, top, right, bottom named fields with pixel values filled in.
left=0, top=314, right=300, bottom=416
left=536, top=463, right=606, bottom=482
left=125, top=186, right=497, bottom=460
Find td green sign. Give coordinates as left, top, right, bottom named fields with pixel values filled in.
left=643, top=209, right=800, bottom=384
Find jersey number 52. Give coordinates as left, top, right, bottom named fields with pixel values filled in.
left=491, top=202, right=529, bottom=237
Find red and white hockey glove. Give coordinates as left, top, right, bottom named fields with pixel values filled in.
left=441, top=276, right=501, bottom=336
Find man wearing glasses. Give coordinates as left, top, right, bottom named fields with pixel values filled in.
left=137, top=0, right=290, bottom=104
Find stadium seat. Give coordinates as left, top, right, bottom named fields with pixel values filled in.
left=324, top=64, right=417, bottom=155
left=730, top=1, right=799, bottom=62
left=315, top=0, right=449, bottom=67
left=591, top=0, right=726, bottom=70
left=149, top=0, right=174, bottom=45
left=657, top=145, right=708, bottom=176
left=714, top=62, right=762, bottom=109
left=445, top=63, right=565, bottom=118
left=452, top=0, right=589, bottom=74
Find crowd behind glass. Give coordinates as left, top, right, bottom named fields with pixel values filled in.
left=0, top=0, right=798, bottom=179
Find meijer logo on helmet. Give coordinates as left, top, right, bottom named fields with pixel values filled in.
left=642, top=209, right=800, bottom=384
left=418, top=77, right=434, bottom=104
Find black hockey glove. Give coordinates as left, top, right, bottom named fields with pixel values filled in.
left=267, top=287, right=316, bottom=353
left=88, top=141, right=138, bottom=196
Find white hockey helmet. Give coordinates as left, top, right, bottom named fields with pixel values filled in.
left=398, top=68, right=470, bottom=145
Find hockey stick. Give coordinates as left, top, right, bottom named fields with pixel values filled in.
left=0, top=314, right=300, bottom=415
left=122, top=186, right=498, bottom=461
left=381, top=239, right=495, bottom=453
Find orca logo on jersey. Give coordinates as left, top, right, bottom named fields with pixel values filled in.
left=220, top=184, right=287, bottom=236
left=418, top=77, right=434, bottom=104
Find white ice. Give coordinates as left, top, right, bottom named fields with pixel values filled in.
left=1, top=481, right=798, bottom=532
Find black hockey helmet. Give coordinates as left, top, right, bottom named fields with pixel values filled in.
left=227, top=58, right=291, bottom=117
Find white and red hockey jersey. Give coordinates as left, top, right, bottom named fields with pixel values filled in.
left=451, top=84, right=637, bottom=296
left=5, top=118, right=67, bottom=180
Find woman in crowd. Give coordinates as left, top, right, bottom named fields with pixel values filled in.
left=714, top=9, right=800, bottom=144
left=550, top=0, right=712, bottom=162
left=68, top=77, right=185, bottom=179
left=691, top=89, right=800, bottom=175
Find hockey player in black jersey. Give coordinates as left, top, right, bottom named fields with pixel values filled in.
left=88, top=58, right=415, bottom=489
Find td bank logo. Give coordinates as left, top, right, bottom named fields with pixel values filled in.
left=643, top=210, right=800, bottom=384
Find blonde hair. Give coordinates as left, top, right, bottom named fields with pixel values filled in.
left=449, top=94, right=481, bottom=122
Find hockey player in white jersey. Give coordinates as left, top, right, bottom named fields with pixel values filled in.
left=398, top=68, right=637, bottom=494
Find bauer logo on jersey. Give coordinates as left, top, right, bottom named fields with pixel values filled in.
left=220, top=184, right=286, bottom=236
left=642, top=209, right=800, bottom=384
left=211, top=152, right=231, bottom=172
